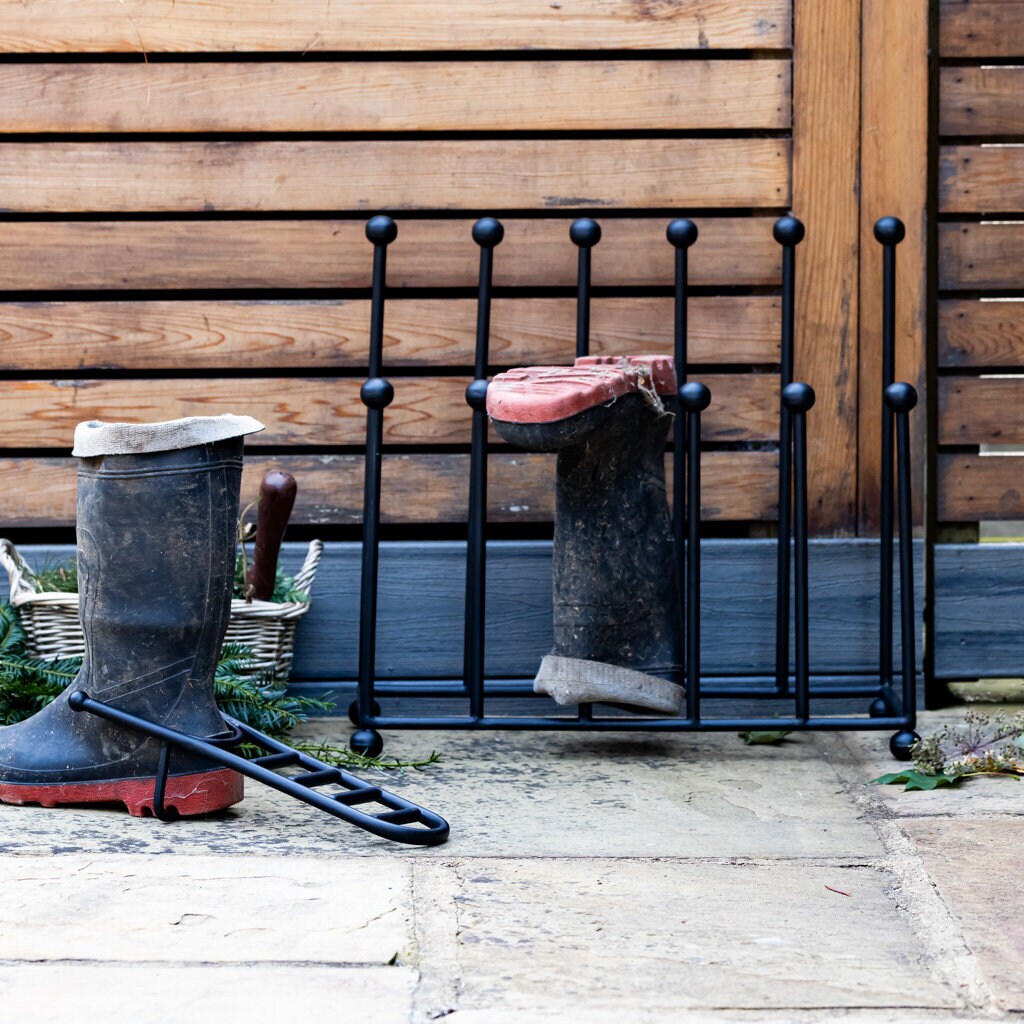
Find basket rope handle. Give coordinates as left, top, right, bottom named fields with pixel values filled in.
left=292, top=539, right=323, bottom=596
left=0, top=538, right=42, bottom=602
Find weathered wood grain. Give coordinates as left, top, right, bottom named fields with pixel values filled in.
left=858, top=0, right=929, bottom=531
left=0, top=1, right=792, bottom=53
left=0, top=139, right=791, bottom=213
left=939, top=0, right=1024, bottom=58
left=0, top=450, right=780, bottom=527
left=938, top=299, right=1024, bottom=368
left=937, top=454, right=1024, bottom=520
left=0, top=297, right=780, bottom=371
left=0, top=60, right=791, bottom=133
left=939, top=222, right=1024, bottom=291
left=940, top=145, right=1024, bottom=214
left=0, top=374, right=777, bottom=449
left=791, top=0, right=861, bottom=532
left=938, top=376, right=1024, bottom=444
left=940, top=67, right=1024, bottom=136
left=0, top=217, right=782, bottom=291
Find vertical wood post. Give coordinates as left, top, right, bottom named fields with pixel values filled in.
left=858, top=0, right=931, bottom=532
left=792, top=0, right=863, bottom=534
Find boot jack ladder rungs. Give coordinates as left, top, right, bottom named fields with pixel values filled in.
left=67, top=690, right=450, bottom=847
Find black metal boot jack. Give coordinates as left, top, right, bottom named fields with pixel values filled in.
left=68, top=692, right=449, bottom=845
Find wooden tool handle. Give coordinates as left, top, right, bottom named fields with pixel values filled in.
left=247, top=470, right=297, bottom=600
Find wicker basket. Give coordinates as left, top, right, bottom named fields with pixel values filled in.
left=0, top=537, right=323, bottom=680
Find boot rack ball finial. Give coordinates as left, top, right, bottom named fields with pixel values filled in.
left=348, top=216, right=920, bottom=761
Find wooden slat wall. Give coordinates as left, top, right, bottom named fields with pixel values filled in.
left=0, top=1, right=793, bottom=531
left=936, top=0, right=1024, bottom=525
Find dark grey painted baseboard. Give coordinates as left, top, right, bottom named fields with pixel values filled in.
left=933, top=543, right=1024, bottom=681
left=10, top=539, right=923, bottom=682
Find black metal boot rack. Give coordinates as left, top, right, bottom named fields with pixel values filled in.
left=348, top=213, right=921, bottom=763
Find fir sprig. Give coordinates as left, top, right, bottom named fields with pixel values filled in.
left=34, top=554, right=309, bottom=605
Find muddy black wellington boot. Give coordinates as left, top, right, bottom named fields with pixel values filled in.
left=487, top=355, right=684, bottom=714
left=0, top=414, right=264, bottom=817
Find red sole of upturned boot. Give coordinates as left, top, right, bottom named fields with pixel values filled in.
left=0, top=768, right=243, bottom=817
left=486, top=355, right=678, bottom=424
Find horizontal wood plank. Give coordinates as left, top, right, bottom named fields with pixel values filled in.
left=939, top=376, right=1024, bottom=444
left=938, top=299, right=1024, bottom=367
left=939, top=221, right=1024, bottom=291
left=940, top=0, right=1024, bottom=58
left=940, top=145, right=1024, bottom=213
left=0, top=139, right=790, bottom=212
left=0, top=60, right=791, bottom=133
left=0, top=297, right=780, bottom=371
left=940, top=67, right=1024, bottom=136
left=937, top=453, right=1024, bottom=520
left=0, top=450, right=779, bottom=527
left=0, top=1, right=791, bottom=53
left=0, top=374, right=778, bottom=448
left=0, top=217, right=782, bottom=290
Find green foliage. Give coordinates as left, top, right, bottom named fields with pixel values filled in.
left=871, top=710, right=1024, bottom=792
left=738, top=730, right=792, bottom=745
left=33, top=553, right=309, bottom=605
left=872, top=770, right=959, bottom=792
left=911, top=709, right=1024, bottom=778
left=231, top=554, right=308, bottom=604
left=293, top=740, right=442, bottom=772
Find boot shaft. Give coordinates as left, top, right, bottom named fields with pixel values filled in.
left=75, top=438, right=243, bottom=709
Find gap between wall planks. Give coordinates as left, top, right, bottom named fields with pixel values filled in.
left=0, top=451, right=780, bottom=529
left=0, top=60, right=790, bottom=133
left=0, top=0, right=792, bottom=52
left=857, top=0, right=929, bottom=533
left=791, top=0, right=861, bottom=534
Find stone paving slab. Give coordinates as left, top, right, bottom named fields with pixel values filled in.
left=899, top=818, right=1024, bottom=1013
left=0, top=854, right=410, bottom=964
left=837, top=711, right=1024, bottom=819
left=0, top=726, right=882, bottom=860
left=444, top=858, right=957, bottom=1014
left=0, top=965, right=413, bottom=1023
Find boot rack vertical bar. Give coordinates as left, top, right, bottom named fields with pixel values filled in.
left=351, top=215, right=397, bottom=758
left=773, top=217, right=805, bottom=696
left=571, top=218, right=600, bottom=722
left=464, top=218, right=504, bottom=721
left=782, top=381, right=815, bottom=722
left=680, top=381, right=710, bottom=725
left=668, top=219, right=698, bottom=692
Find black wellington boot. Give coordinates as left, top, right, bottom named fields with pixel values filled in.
left=487, top=355, right=684, bottom=714
left=0, top=414, right=264, bottom=817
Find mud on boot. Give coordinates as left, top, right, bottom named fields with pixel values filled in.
left=0, top=414, right=263, bottom=817
left=487, top=355, right=683, bottom=715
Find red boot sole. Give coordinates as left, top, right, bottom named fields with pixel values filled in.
left=0, top=768, right=244, bottom=817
